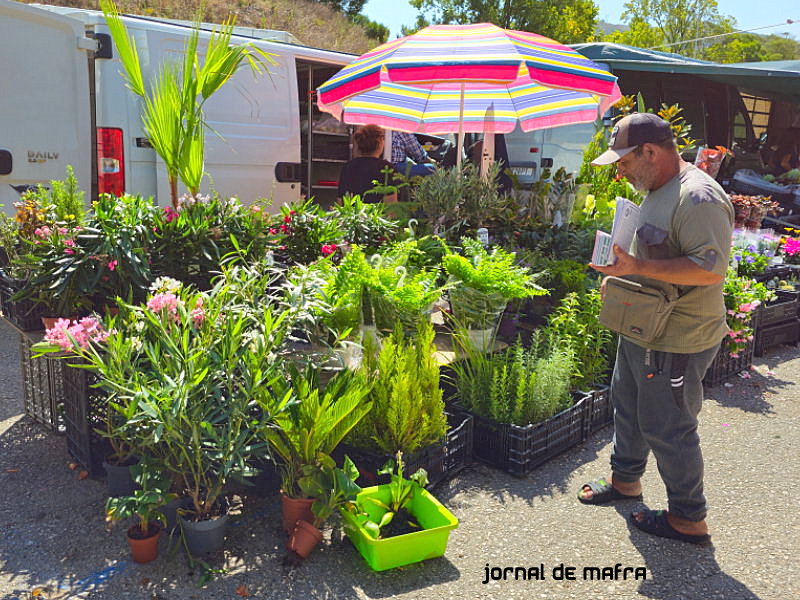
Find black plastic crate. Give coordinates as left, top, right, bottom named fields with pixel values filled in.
left=336, top=410, right=472, bottom=489
left=584, top=385, right=613, bottom=436
left=461, top=392, right=590, bottom=477
left=757, top=290, right=800, bottom=327
left=61, top=361, right=110, bottom=477
left=337, top=439, right=446, bottom=489
left=18, top=335, right=63, bottom=432
left=703, top=340, right=754, bottom=386
left=753, top=265, right=794, bottom=284
left=0, top=271, right=44, bottom=332
left=754, top=318, right=800, bottom=357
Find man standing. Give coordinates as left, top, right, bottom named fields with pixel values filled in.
left=578, top=113, right=734, bottom=546
left=391, top=131, right=436, bottom=177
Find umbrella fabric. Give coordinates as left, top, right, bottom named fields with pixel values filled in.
left=317, top=23, right=619, bottom=107
left=320, top=79, right=620, bottom=135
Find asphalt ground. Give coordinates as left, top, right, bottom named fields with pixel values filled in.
left=1, top=317, right=798, bottom=600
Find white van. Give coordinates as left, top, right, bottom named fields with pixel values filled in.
left=0, top=0, right=356, bottom=215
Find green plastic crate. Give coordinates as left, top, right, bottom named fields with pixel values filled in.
left=340, top=484, right=459, bottom=571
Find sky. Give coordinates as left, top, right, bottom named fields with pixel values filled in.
left=362, top=0, right=800, bottom=41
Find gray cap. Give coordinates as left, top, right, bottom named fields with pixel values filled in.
left=591, top=112, right=674, bottom=165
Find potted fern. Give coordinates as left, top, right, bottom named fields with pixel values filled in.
left=443, top=238, right=546, bottom=351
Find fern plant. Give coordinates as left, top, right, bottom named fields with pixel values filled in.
left=348, top=322, right=447, bottom=454
left=444, top=237, right=547, bottom=329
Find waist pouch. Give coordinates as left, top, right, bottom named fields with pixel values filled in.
left=598, top=276, right=678, bottom=345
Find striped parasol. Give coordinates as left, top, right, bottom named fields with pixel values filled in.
left=316, top=23, right=621, bottom=163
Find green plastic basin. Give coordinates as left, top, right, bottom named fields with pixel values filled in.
left=340, top=484, right=459, bottom=571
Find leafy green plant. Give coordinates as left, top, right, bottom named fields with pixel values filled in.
left=544, top=290, right=615, bottom=391
left=297, top=454, right=362, bottom=528
left=444, top=237, right=546, bottom=329
left=274, top=200, right=344, bottom=265
left=332, top=194, right=398, bottom=251
left=101, top=0, right=277, bottom=207
left=266, top=366, right=372, bottom=499
left=449, top=332, right=575, bottom=426
left=150, top=193, right=276, bottom=289
left=412, top=166, right=468, bottom=239
left=723, top=269, right=773, bottom=357
left=733, top=249, right=770, bottom=277
left=349, top=322, right=446, bottom=455
left=105, top=460, right=175, bottom=536
left=357, top=452, right=428, bottom=540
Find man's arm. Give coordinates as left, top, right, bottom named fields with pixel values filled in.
left=401, top=133, right=429, bottom=164
left=591, top=244, right=724, bottom=286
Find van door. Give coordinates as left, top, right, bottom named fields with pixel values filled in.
left=0, top=0, right=93, bottom=216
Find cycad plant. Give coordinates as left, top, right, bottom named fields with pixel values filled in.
left=100, top=0, right=277, bottom=207
left=266, top=366, right=373, bottom=499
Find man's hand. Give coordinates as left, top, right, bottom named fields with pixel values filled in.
left=590, top=244, right=638, bottom=277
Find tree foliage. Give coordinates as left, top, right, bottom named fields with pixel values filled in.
left=408, top=0, right=599, bottom=44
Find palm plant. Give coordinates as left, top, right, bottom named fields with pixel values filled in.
left=100, top=0, right=277, bottom=207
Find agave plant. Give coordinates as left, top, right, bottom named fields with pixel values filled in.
left=100, top=0, right=277, bottom=207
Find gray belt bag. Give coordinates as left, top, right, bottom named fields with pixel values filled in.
left=598, top=276, right=678, bottom=345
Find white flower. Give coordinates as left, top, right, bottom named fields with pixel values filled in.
left=149, top=276, right=182, bottom=295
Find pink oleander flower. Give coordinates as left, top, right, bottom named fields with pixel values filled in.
left=321, top=243, right=338, bottom=256
left=147, top=292, right=180, bottom=322
left=190, top=296, right=205, bottom=328
left=63, top=238, right=76, bottom=247
left=64, top=248, right=75, bottom=255
left=57, top=227, right=68, bottom=235
left=107, top=260, right=118, bottom=271
left=44, top=316, right=111, bottom=352
left=163, top=206, right=179, bottom=223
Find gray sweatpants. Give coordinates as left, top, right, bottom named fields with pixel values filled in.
left=610, top=337, right=719, bottom=522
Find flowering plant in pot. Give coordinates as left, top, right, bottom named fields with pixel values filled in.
left=265, top=365, right=372, bottom=535
left=443, top=238, right=546, bottom=350
left=105, top=460, right=175, bottom=564
left=51, top=267, right=296, bottom=553
left=722, top=269, right=774, bottom=357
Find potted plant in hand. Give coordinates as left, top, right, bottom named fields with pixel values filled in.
left=340, top=452, right=458, bottom=571
left=443, top=238, right=546, bottom=351
left=105, top=461, right=175, bottom=564
left=287, top=455, right=361, bottom=560
left=266, top=366, right=372, bottom=535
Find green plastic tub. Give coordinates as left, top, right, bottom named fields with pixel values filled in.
left=340, top=484, right=459, bottom=571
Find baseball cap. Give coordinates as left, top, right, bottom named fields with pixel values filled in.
left=591, top=113, right=674, bottom=165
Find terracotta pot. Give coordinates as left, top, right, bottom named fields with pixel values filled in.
left=41, top=316, right=61, bottom=331
left=280, top=491, right=314, bottom=535
left=127, top=522, right=161, bottom=564
left=287, top=519, right=323, bottom=559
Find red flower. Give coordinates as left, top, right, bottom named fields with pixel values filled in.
left=279, top=224, right=288, bottom=233
left=269, top=228, right=278, bottom=234
left=321, top=243, right=338, bottom=256
left=284, top=214, right=292, bottom=223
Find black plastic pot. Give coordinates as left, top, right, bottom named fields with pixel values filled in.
left=102, top=456, right=139, bottom=497
left=180, top=510, right=229, bottom=555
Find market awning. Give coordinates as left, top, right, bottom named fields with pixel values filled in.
left=571, top=43, right=800, bottom=102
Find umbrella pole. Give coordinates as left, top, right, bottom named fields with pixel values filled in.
left=456, top=83, right=465, bottom=168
